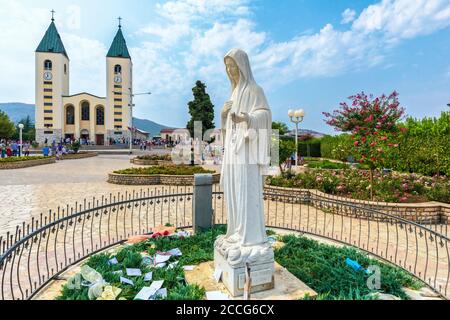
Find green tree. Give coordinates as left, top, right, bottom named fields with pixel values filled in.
left=272, top=121, right=289, bottom=136
left=13, top=116, right=35, bottom=141
left=187, top=81, right=215, bottom=138
left=278, top=139, right=296, bottom=173
left=0, top=110, right=16, bottom=139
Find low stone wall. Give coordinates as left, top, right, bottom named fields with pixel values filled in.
left=61, top=152, right=98, bottom=160
left=130, top=159, right=172, bottom=166
left=264, top=185, right=450, bottom=225
left=108, top=173, right=221, bottom=186
left=0, top=157, right=56, bottom=170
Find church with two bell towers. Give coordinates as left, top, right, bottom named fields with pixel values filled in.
left=35, top=13, right=132, bottom=146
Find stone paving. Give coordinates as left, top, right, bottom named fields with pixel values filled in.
left=0, top=153, right=179, bottom=234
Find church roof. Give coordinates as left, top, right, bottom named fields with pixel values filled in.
left=107, top=27, right=131, bottom=59
left=36, top=21, right=68, bottom=59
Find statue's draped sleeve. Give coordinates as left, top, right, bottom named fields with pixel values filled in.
left=246, top=108, right=272, bottom=168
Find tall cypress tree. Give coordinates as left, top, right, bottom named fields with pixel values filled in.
left=187, top=81, right=215, bottom=138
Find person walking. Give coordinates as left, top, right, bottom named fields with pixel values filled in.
left=24, top=142, right=30, bottom=157
left=0, top=143, right=5, bottom=158
left=6, top=146, right=12, bottom=157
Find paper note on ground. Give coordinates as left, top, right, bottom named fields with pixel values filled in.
left=120, top=277, right=134, bottom=286
left=134, top=287, right=154, bottom=301
left=167, top=248, right=182, bottom=257
left=126, top=268, right=142, bottom=277
left=144, top=272, right=153, bottom=282
left=155, top=254, right=172, bottom=264
left=149, top=280, right=165, bottom=293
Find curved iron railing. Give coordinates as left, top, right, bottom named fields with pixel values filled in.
left=213, top=186, right=450, bottom=299
left=1, top=185, right=449, bottom=300
left=0, top=187, right=194, bottom=300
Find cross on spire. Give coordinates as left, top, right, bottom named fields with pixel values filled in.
left=51, top=9, right=55, bottom=22
left=118, top=16, right=122, bottom=28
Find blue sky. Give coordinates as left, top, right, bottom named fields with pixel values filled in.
left=0, top=0, right=449, bottom=134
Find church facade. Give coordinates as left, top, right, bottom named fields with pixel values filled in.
left=35, top=17, right=132, bottom=145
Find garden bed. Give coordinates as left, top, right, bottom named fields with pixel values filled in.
left=264, top=185, right=450, bottom=225
left=108, top=165, right=220, bottom=186
left=0, top=156, right=56, bottom=170
left=54, top=226, right=425, bottom=301
left=131, top=155, right=172, bottom=166
left=267, top=169, right=449, bottom=204
left=61, top=152, right=98, bottom=160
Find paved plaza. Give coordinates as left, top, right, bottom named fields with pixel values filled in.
left=0, top=153, right=170, bottom=234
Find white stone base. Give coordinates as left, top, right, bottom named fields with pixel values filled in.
left=214, top=247, right=275, bottom=297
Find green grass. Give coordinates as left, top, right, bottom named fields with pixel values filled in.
left=114, top=165, right=215, bottom=176
left=0, top=156, right=51, bottom=163
left=56, top=226, right=423, bottom=300
left=275, top=235, right=423, bottom=300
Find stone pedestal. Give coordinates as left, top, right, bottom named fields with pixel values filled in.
left=214, top=247, right=275, bottom=297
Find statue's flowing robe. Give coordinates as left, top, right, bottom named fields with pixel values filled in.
left=221, top=49, right=272, bottom=248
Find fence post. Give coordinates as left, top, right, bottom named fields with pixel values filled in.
left=193, top=174, right=213, bottom=234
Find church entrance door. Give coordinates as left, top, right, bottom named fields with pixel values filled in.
left=96, top=134, right=105, bottom=146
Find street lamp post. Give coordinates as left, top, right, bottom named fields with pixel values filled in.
left=288, top=109, right=305, bottom=167
left=120, top=90, right=152, bottom=155
left=18, top=123, right=24, bottom=157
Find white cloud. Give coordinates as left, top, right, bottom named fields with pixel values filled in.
left=353, top=0, right=450, bottom=41
left=341, top=8, right=356, bottom=24
left=62, top=33, right=106, bottom=96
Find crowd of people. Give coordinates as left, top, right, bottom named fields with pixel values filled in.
left=0, top=139, right=32, bottom=158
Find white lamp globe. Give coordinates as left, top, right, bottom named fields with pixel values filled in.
left=18, top=124, right=24, bottom=130
left=288, top=109, right=295, bottom=118
left=295, top=109, right=305, bottom=118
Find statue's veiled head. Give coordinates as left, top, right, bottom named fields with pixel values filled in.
left=224, top=49, right=256, bottom=90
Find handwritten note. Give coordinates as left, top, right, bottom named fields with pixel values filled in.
left=126, top=268, right=142, bottom=277
left=120, top=277, right=134, bottom=286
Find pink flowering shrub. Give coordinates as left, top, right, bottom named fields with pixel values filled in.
left=323, top=92, right=406, bottom=199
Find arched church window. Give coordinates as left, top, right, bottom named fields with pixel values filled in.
left=44, top=60, right=52, bottom=70
left=81, top=102, right=90, bottom=121
left=64, top=64, right=67, bottom=74
left=114, top=64, right=122, bottom=74
left=66, top=105, right=75, bottom=125
left=96, top=106, right=105, bottom=125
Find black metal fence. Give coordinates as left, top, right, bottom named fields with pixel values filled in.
left=1, top=183, right=449, bottom=300
left=0, top=187, right=194, bottom=300
left=212, top=185, right=450, bottom=299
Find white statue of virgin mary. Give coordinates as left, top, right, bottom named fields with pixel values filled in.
left=215, top=49, right=274, bottom=267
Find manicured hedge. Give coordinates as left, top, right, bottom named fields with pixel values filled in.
left=0, top=156, right=49, bottom=163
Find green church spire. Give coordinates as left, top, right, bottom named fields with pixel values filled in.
left=36, top=11, right=68, bottom=59
left=107, top=18, right=131, bottom=59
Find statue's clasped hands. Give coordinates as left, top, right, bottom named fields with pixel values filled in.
left=231, top=112, right=249, bottom=124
